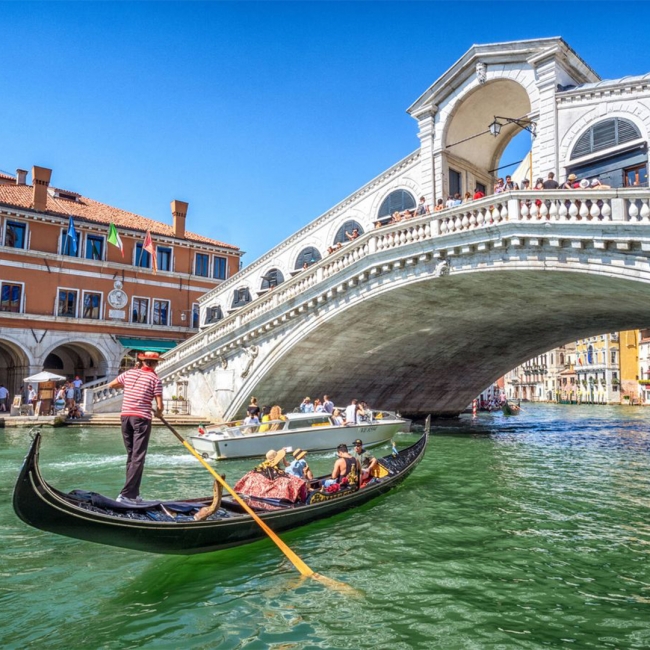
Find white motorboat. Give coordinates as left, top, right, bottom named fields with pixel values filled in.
left=189, top=410, right=409, bottom=460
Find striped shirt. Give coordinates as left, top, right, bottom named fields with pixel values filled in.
left=115, top=367, right=162, bottom=420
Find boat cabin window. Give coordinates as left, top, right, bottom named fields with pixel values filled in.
left=286, top=415, right=332, bottom=429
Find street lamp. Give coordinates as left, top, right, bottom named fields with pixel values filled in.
left=489, top=116, right=537, bottom=138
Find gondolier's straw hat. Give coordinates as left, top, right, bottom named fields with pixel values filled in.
left=265, top=448, right=286, bottom=466
left=293, top=448, right=308, bottom=461
left=137, top=351, right=161, bottom=362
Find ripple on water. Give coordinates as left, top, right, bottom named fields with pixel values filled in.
left=2, top=406, right=650, bottom=648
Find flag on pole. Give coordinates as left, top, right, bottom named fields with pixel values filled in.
left=143, top=230, right=157, bottom=274
left=65, top=216, right=78, bottom=255
left=107, top=222, right=124, bottom=257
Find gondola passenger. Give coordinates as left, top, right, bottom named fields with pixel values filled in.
left=285, top=448, right=313, bottom=481
left=323, top=444, right=359, bottom=488
left=351, top=438, right=378, bottom=486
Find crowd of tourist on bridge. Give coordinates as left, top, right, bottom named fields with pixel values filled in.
left=363, top=171, right=612, bottom=234
left=319, top=170, right=613, bottom=260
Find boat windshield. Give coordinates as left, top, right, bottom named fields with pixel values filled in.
left=286, top=415, right=332, bottom=430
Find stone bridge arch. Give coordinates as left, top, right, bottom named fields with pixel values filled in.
left=442, top=77, right=535, bottom=173
left=225, top=244, right=650, bottom=420
left=408, top=37, right=598, bottom=203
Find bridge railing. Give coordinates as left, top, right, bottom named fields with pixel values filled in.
left=158, top=187, right=650, bottom=373
left=436, top=188, right=650, bottom=234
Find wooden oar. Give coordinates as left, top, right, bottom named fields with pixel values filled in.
left=158, top=415, right=355, bottom=592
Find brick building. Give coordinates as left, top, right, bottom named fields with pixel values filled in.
left=0, top=165, right=242, bottom=399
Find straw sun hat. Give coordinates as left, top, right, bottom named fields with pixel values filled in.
left=292, top=448, right=308, bottom=461
left=265, top=449, right=286, bottom=466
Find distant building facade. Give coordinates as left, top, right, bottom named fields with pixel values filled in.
left=503, top=332, right=649, bottom=405
left=0, top=166, right=242, bottom=398
left=575, top=334, right=621, bottom=404
left=504, top=344, right=576, bottom=403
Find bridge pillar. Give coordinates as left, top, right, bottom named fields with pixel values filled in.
left=507, top=198, right=521, bottom=221
left=416, top=109, right=437, bottom=203
left=611, top=197, right=626, bottom=222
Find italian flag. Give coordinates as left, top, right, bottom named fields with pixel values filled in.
left=108, top=223, right=124, bottom=257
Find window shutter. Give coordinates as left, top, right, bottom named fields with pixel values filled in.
left=571, top=118, right=642, bottom=160
left=618, top=118, right=641, bottom=144
left=592, top=119, right=617, bottom=151
left=378, top=190, right=416, bottom=218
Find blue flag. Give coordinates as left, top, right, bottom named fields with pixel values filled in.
left=66, top=216, right=78, bottom=254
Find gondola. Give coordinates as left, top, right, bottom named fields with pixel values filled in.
left=13, top=431, right=428, bottom=555
left=501, top=401, right=521, bottom=416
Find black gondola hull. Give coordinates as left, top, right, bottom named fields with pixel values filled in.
left=13, top=433, right=427, bottom=555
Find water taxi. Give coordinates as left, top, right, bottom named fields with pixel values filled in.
left=189, top=410, right=409, bottom=460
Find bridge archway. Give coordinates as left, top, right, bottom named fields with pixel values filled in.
left=227, top=251, right=650, bottom=420
left=442, top=78, right=533, bottom=196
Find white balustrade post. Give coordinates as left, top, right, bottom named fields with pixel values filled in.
left=82, top=389, right=93, bottom=414
left=507, top=198, right=520, bottom=222
left=368, top=235, right=377, bottom=254
left=431, top=217, right=441, bottom=237
left=611, top=197, right=626, bottom=222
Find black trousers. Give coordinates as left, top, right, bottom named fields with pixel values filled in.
left=120, top=415, right=153, bottom=498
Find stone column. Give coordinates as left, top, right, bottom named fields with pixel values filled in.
left=415, top=109, right=437, bottom=205
left=529, top=52, right=562, bottom=179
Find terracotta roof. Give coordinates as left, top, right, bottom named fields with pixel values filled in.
left=0, top=183, right=239, bottom=251
left=0, top=172, right=15, bottom=181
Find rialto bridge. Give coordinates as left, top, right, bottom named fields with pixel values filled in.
left=88, top=37, right=650, bottom=418
left=154, top=190, right=650, bottom=419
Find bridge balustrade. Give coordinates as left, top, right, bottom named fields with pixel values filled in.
left=159, top=187, right=650, bottom=375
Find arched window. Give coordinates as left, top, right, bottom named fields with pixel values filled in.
left=261, top=268, right=284, bottom=290
left=232, top=288, right=252, bottom=308
left=378, top=190, right=416, bottom=219
left=334, top=220, right=364, bottom=245
left=294, top=247, right=321, bottom=270
left=205, top=305, right=223, bottom=325
left=559, top=353, right=565, bottom=366
left=571, top=118, right=642, bottom=160
left=587, top=345, right=594, bottom=364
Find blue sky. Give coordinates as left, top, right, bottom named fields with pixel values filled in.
left=2, top=2, right=649, bottom=264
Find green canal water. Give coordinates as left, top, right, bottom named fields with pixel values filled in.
left=2, top=404, right=650, bottom=649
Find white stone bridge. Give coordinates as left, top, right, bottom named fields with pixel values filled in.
left=157, top=188, right=650, bottom=419
left=120, top=37, right=650, bottom=420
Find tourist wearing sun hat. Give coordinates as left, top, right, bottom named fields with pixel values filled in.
left=286, top=448, right=313, bottom=480
left=562, top=173, right=578, bottom=189
left=264, top=448, right=287, bottom=468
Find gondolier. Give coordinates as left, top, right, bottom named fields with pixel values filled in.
left=107, top=350, right=164, bottom=504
